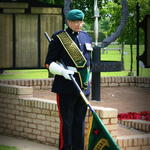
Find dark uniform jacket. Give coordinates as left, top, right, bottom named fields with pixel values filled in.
left=45, top=27, right=92, bottom=96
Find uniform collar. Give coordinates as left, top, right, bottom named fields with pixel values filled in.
left=66, top=27, right=79, bottom=35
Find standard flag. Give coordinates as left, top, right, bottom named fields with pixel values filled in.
left=87, top=107, right=120, bottom=150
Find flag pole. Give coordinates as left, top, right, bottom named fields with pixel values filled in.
left=92, top=0, right=101, bottom=101
left=60, top=60, right=120, bottom=150
left=94, top=0, right=99, bottom=46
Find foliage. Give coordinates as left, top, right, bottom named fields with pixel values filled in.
left=71, top=0, right=101, bottom=24
left=101, top=0, right=150, bottom=44
left=87, top=31, right=106, bottom=42
left=37, top=0, right=55, bottom=4
left=70, top=0, right=150, bottom=45
left=37, top=0, right=150, bottom=43
left=37, top=0, right=64, bottom=5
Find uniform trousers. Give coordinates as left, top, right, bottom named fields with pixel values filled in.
left=56, top=93, right=87, bottom=150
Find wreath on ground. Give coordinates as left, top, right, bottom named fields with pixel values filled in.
left=118, top=111, right=150, bottom=121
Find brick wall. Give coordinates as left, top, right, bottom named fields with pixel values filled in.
left=0, top=84, right=118, bottom=148
left=0, top=78, right=53, bottom=90
left=118, top=120, right=150, bottom=133
left=0, top=77, right=150, bottom=90
left=101, top=76, right=150, bottom=87
left=0, top=78, right=150, bottom=149
left=117, top=134, right=150, bottom=150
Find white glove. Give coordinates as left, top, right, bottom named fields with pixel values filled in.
left=61, top=69, right=74, bottom=80
left=49, top=62, right=75, bottom=80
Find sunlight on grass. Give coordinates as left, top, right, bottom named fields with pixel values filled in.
left=101, top=71, right=128, bottom=77
left=101, top=44, right=150, bottom=77
left=0, top=69, right=49, bottom=79
left=0, top=44, right=149, bottom=79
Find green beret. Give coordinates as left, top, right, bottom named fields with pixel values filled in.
left=66, top=9, right=84, bottom=21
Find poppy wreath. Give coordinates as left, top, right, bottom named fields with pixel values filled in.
left=118, top=111, right=150, bottom=121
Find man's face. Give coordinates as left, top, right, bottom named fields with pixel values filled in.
left=67, top=20, right=84, bottom=32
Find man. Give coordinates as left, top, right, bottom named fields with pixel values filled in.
left=45, top=9, right=93, bottom=150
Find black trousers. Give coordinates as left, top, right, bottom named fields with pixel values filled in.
left=56, top=93, right=87, bottom=150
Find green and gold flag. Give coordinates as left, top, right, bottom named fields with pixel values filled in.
left=87, top=107, right=120, bottom=150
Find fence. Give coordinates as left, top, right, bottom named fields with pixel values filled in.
left=101, top=42, right=124, bottom=54
left=0, top=1, right=63, bottom=70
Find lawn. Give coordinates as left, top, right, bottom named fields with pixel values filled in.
left=101, top=44, right=150, bottom=77
left=0, top=69, right=49, bottom=80
left=0, top=145, right=20, bottom=150
left=0, top=44, right=150, bottom=80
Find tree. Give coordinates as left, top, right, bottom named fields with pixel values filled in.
left=38, top=0, right=150, bottom=45
left=37, top=0, right=55, bottom=4
left=103, top=0, right=150, bottom=43
left=109, top=0, right=150, bottom=76
left=37, top=0, right=64, bottom=5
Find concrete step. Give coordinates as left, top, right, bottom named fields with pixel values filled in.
left=118, top=119, right=150, bottom=132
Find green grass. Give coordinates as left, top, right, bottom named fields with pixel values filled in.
left=0, top=145, right=20, bottom=150
left=101, top=44, right=150, bottom=77
left=0, top=69, right=49, bottom=80
left=0, top=44, right=150, bottom=80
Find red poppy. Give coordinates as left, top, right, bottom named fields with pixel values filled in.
left=93, top=129, right=100, bottom=135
